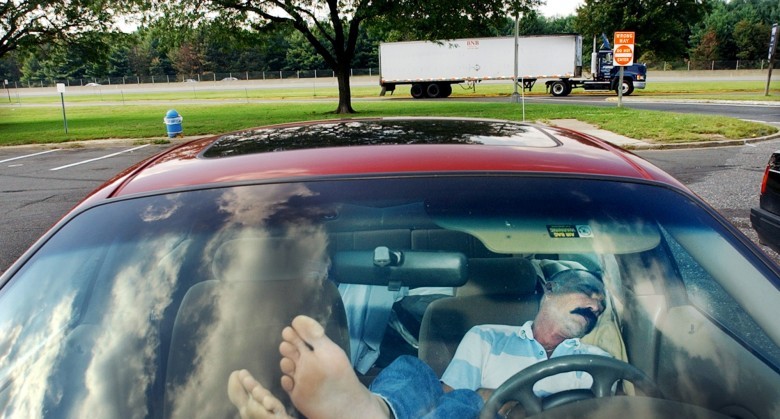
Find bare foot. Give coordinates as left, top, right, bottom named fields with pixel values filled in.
left=228, top=369, right=291, bottom=419
left=278, top=315, right=391, bottom=419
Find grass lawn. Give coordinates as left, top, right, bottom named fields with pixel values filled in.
left=0, top=100, right=776, bottom=146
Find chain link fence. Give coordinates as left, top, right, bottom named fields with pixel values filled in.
left=645, top=59, right=779, bottom=71
left=6, top=68, right=380, bottom=89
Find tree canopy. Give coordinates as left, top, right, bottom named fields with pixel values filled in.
left=3, top=0, right=777, bottom=98
left=0, top=0, right=117, bottom=59
left=574, top=0, right=711, bottom=60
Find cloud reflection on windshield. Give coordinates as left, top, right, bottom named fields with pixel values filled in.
left=167, top=184, right=332, bottom=417
left=71, top=236, right=191, bottom=418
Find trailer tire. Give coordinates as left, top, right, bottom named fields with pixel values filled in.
left=616, top=79, right=634, bottom=96
left=440, top=83, right=452, bottom=98
left=550, top=81, right=570, bottom=97
left=426, top=83, right=442, bottom=98
left=410, top=83, right=425, bottom=99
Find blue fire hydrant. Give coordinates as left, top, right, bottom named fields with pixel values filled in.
left=163, top=109, right=183, bottom=138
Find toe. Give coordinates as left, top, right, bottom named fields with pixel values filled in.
left=291, top=315, right=325, bottom=345
left=280, top=374, right=294, bottom=393
left=227, top=370, right=249, bottom=407
left=279, top=341, right=298, bottom=360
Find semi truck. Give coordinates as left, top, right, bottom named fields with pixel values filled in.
left=378, top=34, right=647, bottom=98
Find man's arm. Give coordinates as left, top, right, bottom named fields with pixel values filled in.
left=440, top=326, right=490, bottom=391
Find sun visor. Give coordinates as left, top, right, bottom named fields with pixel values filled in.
left=431, top=216, right=661, bottom=255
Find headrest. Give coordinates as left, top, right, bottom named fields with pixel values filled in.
left=456, top=258, right=539, bottom=297
left=212, top=237, right=329, bottom=282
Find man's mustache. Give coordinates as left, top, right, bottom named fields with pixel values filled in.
left=571, top=307, right=598, bottom=332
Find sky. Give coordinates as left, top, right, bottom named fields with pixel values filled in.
left=538, top=0, right=582, bottom=17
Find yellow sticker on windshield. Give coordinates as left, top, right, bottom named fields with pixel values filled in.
left=547, top=225, right=593, bottom=238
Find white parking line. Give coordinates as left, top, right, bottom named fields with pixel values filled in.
left=0, top=149, right=60, bottom=164
left=50, top=145, right=150, bottom=171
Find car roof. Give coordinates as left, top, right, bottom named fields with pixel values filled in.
left=83, top=117, right=684, bottom=205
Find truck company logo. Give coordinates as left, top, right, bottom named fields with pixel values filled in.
left=466, top=40, right=479, bottom=49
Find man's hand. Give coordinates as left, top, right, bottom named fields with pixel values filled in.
left=476, top=387, right=494, bottom=401
left=477, top=388, right=523, bottom=418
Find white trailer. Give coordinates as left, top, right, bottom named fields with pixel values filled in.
left=379, top=34, right=647, bottom=98
left=379, top=35, right=582, bottom=98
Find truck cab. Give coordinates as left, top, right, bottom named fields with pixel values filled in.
left=546, top=34, right=647, bottom=97
left=590, top=34, right=647, bottom=95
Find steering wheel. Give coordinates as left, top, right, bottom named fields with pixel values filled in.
left=479, top=355, right=661, bottom=419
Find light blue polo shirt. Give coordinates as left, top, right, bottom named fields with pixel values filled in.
left=441, top=321, right=610, bottom=397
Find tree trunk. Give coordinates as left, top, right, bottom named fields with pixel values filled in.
left=334, top=66, right=355, bottom=114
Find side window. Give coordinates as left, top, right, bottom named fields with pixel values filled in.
left=662, top=229, right=780, bottom=366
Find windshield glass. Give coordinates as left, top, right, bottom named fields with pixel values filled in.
left=1, top=176, right=778, bottom=418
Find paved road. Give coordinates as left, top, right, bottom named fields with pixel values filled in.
left=1, top=136, right=779, bottom=274
left=0, top=143, right=171, bottom=272
left=637, top=138, right=780, bottom=264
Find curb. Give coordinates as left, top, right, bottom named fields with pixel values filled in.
left=626, top=130, right=780, bottom=151
left=1, top=136, right=207, bottom=151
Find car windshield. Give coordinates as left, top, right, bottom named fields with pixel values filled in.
left=1, top=175, right=779, bottom=418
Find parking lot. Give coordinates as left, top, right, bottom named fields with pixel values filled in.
left=0, top=143, right=171, bottom=271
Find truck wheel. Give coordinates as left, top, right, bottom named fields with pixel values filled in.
left=426, top=83, right=442, bottom=98
left=617, top=80, right=634, bottom=96
left=550, top=81, right=570, bottom=97
left=410, top=83, right=425, bottom=99
left=440, top=83, right=453, bottom=98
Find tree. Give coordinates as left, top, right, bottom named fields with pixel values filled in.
left=0, top=0, right=117, bottom=60
left=689, top=29, right=719, bottom=67
left=574, top=0, right=710, bottom=60
left=157, top=0, right=540, bottom=114
left=169, top=41, right=205, bottom=76
left=733, top=19, right=770, bottom=61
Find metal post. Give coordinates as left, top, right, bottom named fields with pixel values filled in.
left=61, top=93, right=67, bottom=131
left=617, top=66, right=624, bottom=107
left=510, top=11, right=521, bottom=104
left=767, top=24, right=778, bottom=96
left=60, top=93, right=68, bottom=134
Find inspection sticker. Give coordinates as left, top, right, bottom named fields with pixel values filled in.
left=547, top=225, right=593, bottom=238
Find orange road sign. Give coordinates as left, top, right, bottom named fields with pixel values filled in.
left=614, top=45, right=634, bottom=66
left=614, top=31, right=636, bottom=67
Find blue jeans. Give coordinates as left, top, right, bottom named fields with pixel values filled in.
left=368, top=355, right=483, bottom=419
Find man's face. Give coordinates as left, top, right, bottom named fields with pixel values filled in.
left=544, top=291, right=606, bottom=339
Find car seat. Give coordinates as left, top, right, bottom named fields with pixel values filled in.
left=418, top=257, right=543, bottom=377
left=163, top=236, right=349, bottom=418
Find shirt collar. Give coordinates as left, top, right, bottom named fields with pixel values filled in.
left=518, top=320, right=582, bottom=348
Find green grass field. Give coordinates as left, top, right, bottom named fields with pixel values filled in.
left=1, top=77, right=778, bottom=146
left=0, top=100, right=776, bottom=146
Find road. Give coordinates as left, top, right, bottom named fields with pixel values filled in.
left=521, top=95, right=780, bottom=126
left=1, top=134, right=779, bottom=273
left=0, top=143, right=170, bottom=272
left=636, top=141, right=780, bottom=263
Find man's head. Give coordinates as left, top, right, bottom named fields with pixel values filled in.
left=538, top=269, right=606, bottom=339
